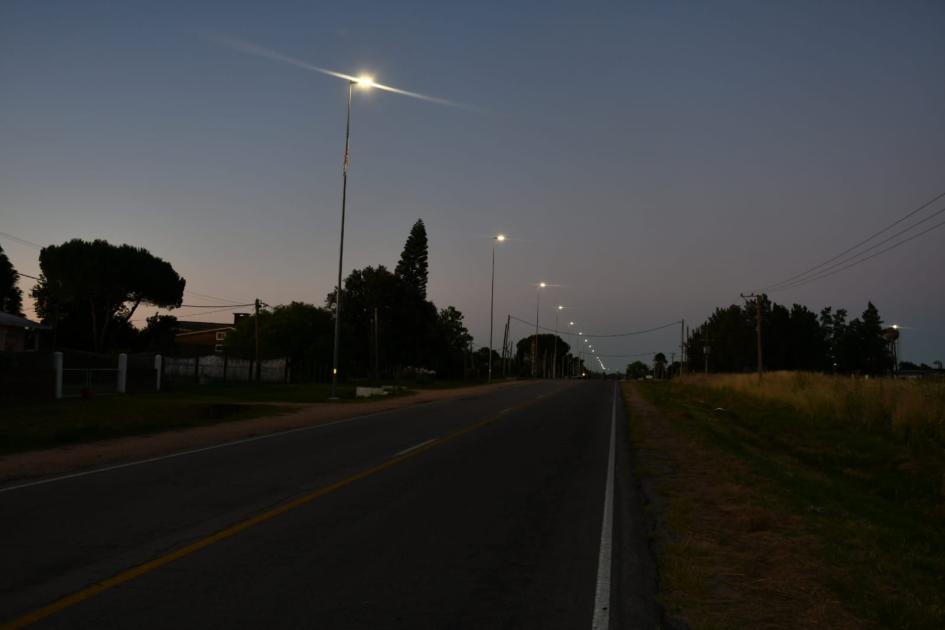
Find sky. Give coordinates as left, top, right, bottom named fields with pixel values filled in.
left=2, top=0, right=944, bottom=367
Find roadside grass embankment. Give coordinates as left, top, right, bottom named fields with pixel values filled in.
left=0, top=393, right=294, bottom=455
left=0, top=378, right=504, bottom=456
left=625, top=372, right=945, bottom=629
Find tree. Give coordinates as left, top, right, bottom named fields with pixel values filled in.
left=857, top=302, right=891, bottom=375
left=653, top=353, right=667, bottom=379
left=514, top=334, right=570, bottom=377
left=933, top=360, right=943, bottom=371
left=0, top=244, right=24, bottom=316
left=395, top=219, right=429, bottom=299
left=226, top=302, right=333, bottom=379
left=32, top=239, right=185, bottom=351
left=626, top=360, right=649, bottom=379
left=137, top=314, right=179, bottom=354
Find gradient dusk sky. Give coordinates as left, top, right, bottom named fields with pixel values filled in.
left=2, top=0, right=944, bottom=365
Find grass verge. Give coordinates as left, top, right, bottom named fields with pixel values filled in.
left=624, top=374, right=945, bottom=629
left=0, top=394, right=293, bottom=455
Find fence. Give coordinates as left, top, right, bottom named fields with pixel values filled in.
left=161, top=355, right=290, bottom=385
left=0, top=351, right=291, bottom=400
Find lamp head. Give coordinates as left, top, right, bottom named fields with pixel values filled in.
left=495, top=234, right=506, bottom=242
left=355, top=75, right=376, bottom=89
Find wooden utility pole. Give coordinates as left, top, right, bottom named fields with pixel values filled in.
left=680, top=320, right=686, bottom=378
left=254, top=298, right=261, bottom=382
left=501, top=315, right=510, bottom=378
left=373, top=306, right=379, bottom=383
left=741, top=293, right=763, bottom=379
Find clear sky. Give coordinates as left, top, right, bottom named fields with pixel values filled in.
left=2, top=0, right=944, bottom=366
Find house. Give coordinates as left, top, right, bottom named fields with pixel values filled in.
left=0, top=311, right=50, bottom=352
left=174, top=313, right=248, bottom=355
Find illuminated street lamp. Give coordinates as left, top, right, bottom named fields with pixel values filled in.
left=330, top=75, right=376, bottom=399
left=488, top=234, right=506, bottom=384
left=533, top=282, right=546, bottom=377
left=553, top=305, right=566, bottom=379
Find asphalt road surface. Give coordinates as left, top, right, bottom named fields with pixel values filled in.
left=1, top=380, right=659, bottom=629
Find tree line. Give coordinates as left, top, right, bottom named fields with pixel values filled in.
left=628, top=296, right=909, bottom=378
left=1, top=220, right=485, bottom=380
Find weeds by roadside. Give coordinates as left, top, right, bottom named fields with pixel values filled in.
left=626, top=374, right=945, bottom=629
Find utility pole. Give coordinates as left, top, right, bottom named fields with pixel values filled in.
left=680, top=319, right=685, bottom=378
left=254, top=298, right=261, bottom=382
left=501, top=315, right=510, bottom=378
left=373, top=306, right=379, bottom=383
left=703, top=325, right=710, bottom=374
left=741, top=293, right=763, bottom=379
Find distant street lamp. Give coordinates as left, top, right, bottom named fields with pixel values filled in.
left=488, top=234, right=506, bottom=384
left=553, top=305, right=565, bottom=379
left=330, top=75, right=376, bottom=399
left=568, top=321, right=576, bottom=377
left=533, top=282, right=546, bottom=377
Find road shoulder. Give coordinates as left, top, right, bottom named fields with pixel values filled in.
left=0, top=380, right=529, bottom=485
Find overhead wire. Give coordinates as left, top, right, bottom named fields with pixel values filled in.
left=762, top=190, right=945, bottom=292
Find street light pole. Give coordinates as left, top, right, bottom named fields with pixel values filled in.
left=330, top=81, right=354, bottom=399
left=533, top=282, right=545, bottom=377
left=488, top=234, right=506, bottom=384
left=553, top=305, right=564, bottom=379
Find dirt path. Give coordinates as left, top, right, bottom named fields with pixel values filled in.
left=0, top=381, right=529, bottom=485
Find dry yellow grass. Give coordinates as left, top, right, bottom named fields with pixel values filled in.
left=683, top=371, right=945, bottom=441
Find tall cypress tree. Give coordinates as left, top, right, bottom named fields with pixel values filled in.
left=395, top=219, right=429, bottom=299
left=0, top=244, right=24, bottom=316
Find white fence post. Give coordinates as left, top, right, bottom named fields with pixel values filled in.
left=154, top=354, right=163, bottom=391
left=53, top=351, right=63, bottom=400
left=117, top=353, right=128, bottom=394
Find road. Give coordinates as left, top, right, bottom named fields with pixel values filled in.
left=1, top=380, right=659, bottom=629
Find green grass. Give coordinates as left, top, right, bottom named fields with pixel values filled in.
left=0, top=393, right=292, bottom=455
left=637, top=377, right=945, bottom=629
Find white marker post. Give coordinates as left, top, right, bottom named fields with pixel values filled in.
left=154, top=354, right=163, bottom=392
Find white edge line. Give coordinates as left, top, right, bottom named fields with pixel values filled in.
left=393, top=438, right=437, bottom=458
left=0, top=406, right=411, bottom=495
left=592, top=383, right=617, bottom=630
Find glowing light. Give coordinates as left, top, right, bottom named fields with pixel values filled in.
left=569, top=321, right=574, bottom=326
left=212, top=36, right=465, bottom=108
left=539, top=282, right=547, bottom=288
left=557, top=305, right=564, bottom=311
left=496, top=234, right=506, bottom=242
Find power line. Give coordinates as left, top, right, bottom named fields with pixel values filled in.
left=770, top=203, right=945, bottom=292
left=131, top=304, right=248, bottom=323
left=769, top=215, right=945, bottom=293
left=0, top=231, right=43, bottom=250
left=763, top=190, right=945, bottom=291
left=183, top=290, right=251, bottom=305
left=16, top=272, right=40, bottom=281
left=180, top=303, right=254, bottom=308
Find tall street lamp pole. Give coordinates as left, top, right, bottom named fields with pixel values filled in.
left=329, top=81, right=354, bottom=399
left=330, top=77, right=376, bottom=399
left=533, top=282, right=546, bottom=377
left=553, top=305, right=564, bottom=379
left=488, top=234, right=506, bottom=384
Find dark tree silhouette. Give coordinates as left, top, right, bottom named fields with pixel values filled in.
left=32, top=239, right=185, bottom=351
left=0, top=244, right=24, bottom=316
left=395, top=219, right=429, bottom=299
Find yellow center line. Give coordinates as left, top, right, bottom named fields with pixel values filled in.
left=2, top=388, right=565, bottom=629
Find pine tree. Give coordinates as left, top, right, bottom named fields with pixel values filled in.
left=395, top=219, right=429, bottom=299
left=0, top=244, right=24, bottom=316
